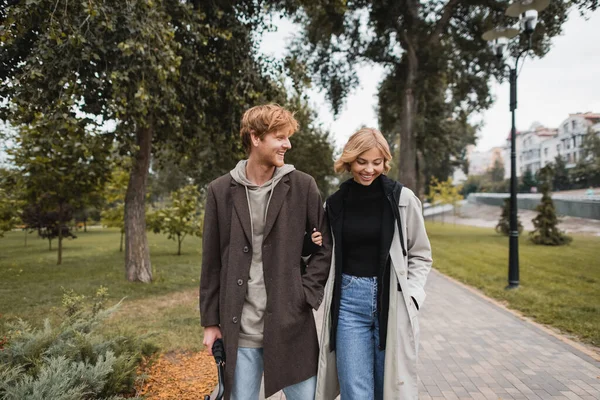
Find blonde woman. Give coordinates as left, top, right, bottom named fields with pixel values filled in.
left=312, top=128, right=432, bottom=400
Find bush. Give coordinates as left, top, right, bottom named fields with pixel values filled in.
left=0, top=287, right=159, bottom=400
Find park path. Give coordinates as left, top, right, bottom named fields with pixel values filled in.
left=263, top=270, right=600, bottom=399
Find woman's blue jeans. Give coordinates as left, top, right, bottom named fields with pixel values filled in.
left=336, top=274, right=386, bottom=400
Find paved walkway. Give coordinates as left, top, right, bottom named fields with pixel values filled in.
left=264, top=270, right=600, bottom=399
left=418, top=271, right=599, bottom=400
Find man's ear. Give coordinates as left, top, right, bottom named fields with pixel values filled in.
left=250, top=131, right=260, bottom=147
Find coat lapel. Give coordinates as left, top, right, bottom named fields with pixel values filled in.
left=231, top=183, right=252, bottom=244
left=263, top=175, right=290, bottom=240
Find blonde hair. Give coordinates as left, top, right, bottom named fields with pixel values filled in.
left=240, top=104, right=299, bottom=153
left=334, top=128, right=392, bottom=173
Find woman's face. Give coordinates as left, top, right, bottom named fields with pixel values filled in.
left=350, top=147, right=385, bottom=186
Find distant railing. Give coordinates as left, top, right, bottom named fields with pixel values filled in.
left=467, top=193, right=600, bottom=220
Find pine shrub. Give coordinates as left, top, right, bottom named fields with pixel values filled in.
left=0, top=287, right=159, bottom=400
left=530, top=166, right=572, bottom=246
left=495, top=198, right=524, bottom=236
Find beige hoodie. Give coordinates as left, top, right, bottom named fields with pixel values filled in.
left=230, top=160, right=296, bottom=348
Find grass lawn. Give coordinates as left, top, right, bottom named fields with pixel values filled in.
left=0, top=227, right=204, bottom=350
left=2, top=224, right=599, bottom=352
left=426, top=222, right=600, bottom=347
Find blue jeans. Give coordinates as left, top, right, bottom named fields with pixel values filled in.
left=231, top=347, right=316, bottom=400
left=336, top=274, right=385, bottom=400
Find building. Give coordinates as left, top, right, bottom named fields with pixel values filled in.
left=520, top=124, right=558, bottom=176
left=555, top=112, right=600, bottom=168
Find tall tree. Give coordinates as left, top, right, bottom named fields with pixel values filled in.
left=551, top=154, right=571, bottom=191
left=8, top=117, right=111, bottom=264
left=1, top=0, right=287, bottom=281
left=283, top=0, right=598, bottom=194
left=488, top=158, right=505, bottom=183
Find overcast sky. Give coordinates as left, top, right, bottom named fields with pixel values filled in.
left=259, top=9, right=600, bottom=152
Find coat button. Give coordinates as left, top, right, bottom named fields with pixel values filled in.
left=237, top=279, right=243, bottom=286
left=243, top=246, right=249, bottom=253
left=232, top=316, right=238, bottom=323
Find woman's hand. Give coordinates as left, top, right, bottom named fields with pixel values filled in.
left=311, top=228, right=323, bottom=246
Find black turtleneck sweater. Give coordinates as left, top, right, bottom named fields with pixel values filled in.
left=342, top=176, right=384, bottom=277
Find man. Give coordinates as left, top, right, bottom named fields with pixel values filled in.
left=200, top=104, right=332, bottom=400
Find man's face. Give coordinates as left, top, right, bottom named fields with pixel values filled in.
left=252, top=129, right=292, bottom=168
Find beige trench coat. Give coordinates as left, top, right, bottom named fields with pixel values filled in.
left=315, top=186, right=432, bottom=400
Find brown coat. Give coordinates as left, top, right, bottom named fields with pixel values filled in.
left=200, top=170, right=332, bottom=399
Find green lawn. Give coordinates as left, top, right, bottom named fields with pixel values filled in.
left=2, top=224, right=599, bottom=352
left=0, top=227, right=203, bottom=350
left=426, top=222, right=600, bottom=346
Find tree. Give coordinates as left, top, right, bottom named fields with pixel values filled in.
left=429, top=177, right=463, bottom=224
left=284, top=0, right=598, bottom=194
left=520, top=169, right=537, bottom=193
left=1, top=1, right=290, bottom=281
left=146, top=185, right=203, bottom=255
left=551, top=155, right=571, bottom=191
left=0, top=168, right=21, bottom=237
left=284, top=96, right=336, bottom=196
left=571, top=128, right=600, bottom=187
left=101, top=169, right=129, bottom=252
left=530, top=166, right=572, bottom=246
left=7, top=117, right=111, bottom=264
left=488, top=158, right=505, bottom=183
left=495, top=197, right=523, bottom=236
left=0, top=187, right=19, bottom=237
left=21, top=202, right=78, bottom=250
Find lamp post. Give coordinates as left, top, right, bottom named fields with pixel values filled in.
left=483, top=0, right=550, bottom=289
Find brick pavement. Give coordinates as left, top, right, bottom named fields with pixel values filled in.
left=417, top=270, right=600, bottom=400
left=263, top=269, right=600, bottom=399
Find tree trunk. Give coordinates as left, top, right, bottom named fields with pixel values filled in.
left=178, top=234, right=182, bottom=256
left=57, top=204, right=63, bottom=265
left=398, top=36, right=419, bottom=194
left=124, top=125, right=153, bottom=282
left=120, top=230, right=124, bottom=252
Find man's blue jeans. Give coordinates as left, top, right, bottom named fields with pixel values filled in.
left=230, top=347, right=316, bottom=400
left=336, top=274, right=386, bottom=400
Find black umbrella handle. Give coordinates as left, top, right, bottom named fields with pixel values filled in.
left=212, top=338, right=225, bottom=364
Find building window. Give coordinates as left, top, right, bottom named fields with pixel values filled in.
left=574, top=152, right=578, bottom=162
left=572, top=137, right=576, bottom=148
left=556, top=144, right=560, bottom=152
left=544, top=148, right=548, bottom=157
left=572, top=120, right=576, bottom=131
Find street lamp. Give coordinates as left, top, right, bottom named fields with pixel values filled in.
left=482, top=0, right=550, bottom=289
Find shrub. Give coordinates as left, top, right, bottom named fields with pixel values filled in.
left=0, top=287, right=159, bottom=400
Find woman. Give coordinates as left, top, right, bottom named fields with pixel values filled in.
left=312, top=128, right=432, bottom=400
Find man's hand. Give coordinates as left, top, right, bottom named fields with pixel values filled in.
left=203, top=326, right=222, bottom=356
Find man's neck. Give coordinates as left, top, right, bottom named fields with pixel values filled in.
left=246, top=157, right=276, bottom=186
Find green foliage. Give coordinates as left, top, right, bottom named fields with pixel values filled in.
left=285, top=96, right=336, bottom=196
left=146, top=185, right=203, bottom=255
left=495, top=198, right=523, bottom=236
left=429, top=177, right=463, bottom=224
left=0, top=189, right=20, bottom=237
left=551, top=154, right=571, bottom=191
left=0, top=168, right=23, bottom=237
left=520, top=169, right=537, bottom=193
left=101, top=169, right=129, bottom=252
left=530, top=166, right=572, bottom=246
left=0, top=287, right=158, bottom=400
left=571, top=129, right=600, bottom=188
left=6, top=116, right=112, bottom=263
left=284, top=0, right=597, bottom=192
left=488, top=158, right=505, bottom=183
